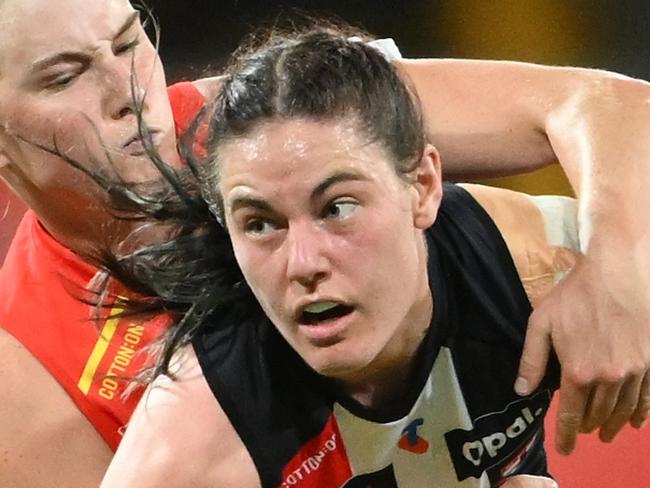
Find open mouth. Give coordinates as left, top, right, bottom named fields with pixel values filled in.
left=300, top=302, right=354, bottom=325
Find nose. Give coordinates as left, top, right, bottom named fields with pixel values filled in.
left=285, top=222, right=331, bottom=290
left=100, top=54, right=145, bottom=121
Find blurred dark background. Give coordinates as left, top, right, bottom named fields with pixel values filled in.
left=150, top=0, right=650, bottom=82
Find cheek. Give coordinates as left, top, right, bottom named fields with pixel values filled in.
left=230, top=236, right=273, bottom=292
left=3, top=109, right=86, bottom=187
left=136, top=48, right=164, bottom=81
left=12, top=147, right=96, bottom=195
left=234, top=243, right=286, bottom=320
left=5, top=97, right=98, bottom=150
left=3, top=99, right=49, bottom=140
left=345, top=208, right=412, bottom=265
left=134, top=46, right=168, bottom=106
left=5, top=104, right=113, bottom=190
left=346, top=211, right=421, bottom=302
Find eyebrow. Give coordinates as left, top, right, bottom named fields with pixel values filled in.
left=29, top=11, right=140, bottom=75
left=29, top=52, right=89, bottom=75
left=115, top=11, right=141, bottom=39
left=311, top=171, right=369, bottom=199
left=229, top=196, right=275, bottom=215
left=228, top=171, right=370, bottom=215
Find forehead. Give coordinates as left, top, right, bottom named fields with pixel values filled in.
left=0, top=0, right=134, bottom=74
left=219, top=118, right=395, bottom=196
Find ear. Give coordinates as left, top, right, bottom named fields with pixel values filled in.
left=411, top=144, right=443, bottom=229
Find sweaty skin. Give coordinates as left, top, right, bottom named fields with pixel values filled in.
left=2, top=1, right=650, bottom=484
left=101, top=117, right=579, bottom=488
left=0, top=0, right=178, bottom=486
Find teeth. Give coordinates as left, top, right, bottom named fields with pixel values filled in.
left=304, top=301, right=338, bottom=314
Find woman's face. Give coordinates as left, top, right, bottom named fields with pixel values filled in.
left=0, top=0, right=177, bottom=208
left=219, top=117, right=442, bottom=383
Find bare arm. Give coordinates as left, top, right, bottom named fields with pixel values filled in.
left=0, top=329, right=113, bottom=488
left=190, top=61, right=650, bottom=454
left=101, top=347, right=260, bottom=488
left=194, top=59, right=650, bottom=192
left=399, top=58, right=650, bottom=181
left=517, top=71, right=650, bottom=452
left=406, top=58, right=650, bottom=455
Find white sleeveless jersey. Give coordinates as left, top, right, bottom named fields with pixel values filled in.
left=195, top=184, right=567, bottom=487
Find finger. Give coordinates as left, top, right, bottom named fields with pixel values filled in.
left=580, top=381, right=622, bottom=433
left=516, top=312, right=552, bottom=396
left=555, top=375, right=590, bottom=455
left=630, top=370, right=650, bottom=428
left=599, top=374, right=643, bottom=442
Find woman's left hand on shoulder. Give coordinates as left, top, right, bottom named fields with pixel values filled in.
left=515, top=235, right=650, bottom=455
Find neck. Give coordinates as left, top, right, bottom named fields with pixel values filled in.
left=339, top=232, right=434, bottom=409
left=2, top=169, right=137, bottom=260
left=35, top=205, right=137, bottom=261
left=340, top=352, right=423, bottom=409
left=343, top=288, right=434, bottom=410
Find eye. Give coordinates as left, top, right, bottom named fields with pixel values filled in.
left=243, top=218, right=277, bottom=237
left=44, top=73, right=79, bottom=91
left=324, top=200, right=358, bottom=220
left=115, top=37, right=141, bottom=56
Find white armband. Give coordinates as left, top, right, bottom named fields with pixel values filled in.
left=525, top=195, right=581, bottom=253
left=348, top=37, right=403, bottom=62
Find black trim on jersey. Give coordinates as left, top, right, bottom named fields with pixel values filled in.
left=434, top=185, right=559, bottom=411
left=434, top=185, right=559, bottom=482
left=194, top=308, right=335, bottom=485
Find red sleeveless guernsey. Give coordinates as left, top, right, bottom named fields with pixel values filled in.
left=0, top=81, right=205, bottom=450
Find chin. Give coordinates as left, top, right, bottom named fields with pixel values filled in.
left=305, top=348, right=374, bottom=381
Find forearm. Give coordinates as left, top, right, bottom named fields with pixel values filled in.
left=547, top=74, right=650, bottom=331
left=398, top=58, right=649, bottom=183
left=403, top=56, right=650, bottom=264
left=433, top=58, right=650, bottom=453
left=544, top=73, right=650, bottom=253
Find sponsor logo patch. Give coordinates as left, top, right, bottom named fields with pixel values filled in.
left=281, top=416, right=352, bottom=487
left=398, top=417, right=429, bottom=454
left=445, top=390, right=551, bottom=481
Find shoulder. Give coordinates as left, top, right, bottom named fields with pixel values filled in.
left=459, top=183, right=580, bottom=306
left=167, top=77, right=224, bottom=137
left=101, top=346, right=260, bottom=488
left=167, top=76, right=224, bottom=105
left=0, top=328, right=113, bottom=487
left=191, top=76, right=225, bottom=100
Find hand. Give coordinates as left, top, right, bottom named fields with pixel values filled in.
left=514, top=244, right=650, bottom=455
left=501, top=475, right=558, bottom=488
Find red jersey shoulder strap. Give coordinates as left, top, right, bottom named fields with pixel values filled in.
left=0, top=84, right=205, bottom=451
left=167, top=81, right=206, bottom=137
